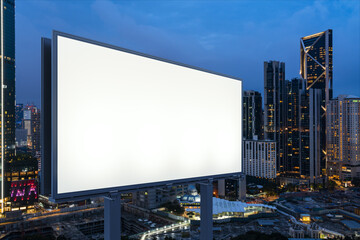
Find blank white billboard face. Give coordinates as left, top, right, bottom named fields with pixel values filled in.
left=54, top=33, right=242, bottom=197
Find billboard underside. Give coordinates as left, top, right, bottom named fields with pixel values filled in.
left=53, top=32, right=242, bottom=200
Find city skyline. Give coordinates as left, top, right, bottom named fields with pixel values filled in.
left=15, top=0, right=360, bottom=106
left=1, top=1, right=360, bottom=239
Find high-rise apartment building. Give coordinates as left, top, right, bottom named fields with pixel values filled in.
left=0, top=0, right=15, bottom=213
left=243, top=139, right=277, bottom=179
left=264, top=60, right=287, bottom=174
left=327, top=95, right=360, bottom=182
left=243, top=90, right=263, bottom=140
left=300, top=30, right=333, bottom=183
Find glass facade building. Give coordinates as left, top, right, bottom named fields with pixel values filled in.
left=299, top=30, right=333, bottom=183
left=286, top=78, right=303, bottom=177
left=0, top=0, right=15, bottom=213
left=264, top=60, right=287, bottom=174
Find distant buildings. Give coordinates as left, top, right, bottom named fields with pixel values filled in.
left=15, top=128, right=27, bottom=147
left=243, top=139, right=277, bottom=179
left=243, top=90, right=263, bottom=140
left=264, top=60, right=287, bottom=174
left=23, top=105, right=41, bottom=157
left=15, top=105, right=41, bottom=154
left=327, top=95, right=360, bottom=182
left=15, top=104, right=24, bottom=129
left=1, top=0, right=16, bottom=213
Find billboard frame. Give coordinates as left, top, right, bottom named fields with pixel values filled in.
left=50, top=30, right=243, bottom=202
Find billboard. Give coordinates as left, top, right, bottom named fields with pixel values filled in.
left=51, top=31, right=242, bottom=201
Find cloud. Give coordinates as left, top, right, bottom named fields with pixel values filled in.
left=90, top=0, right=205, bottom=61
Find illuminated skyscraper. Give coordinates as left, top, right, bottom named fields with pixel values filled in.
left=327, top=95, right=360, bottom=182
left=264, top=60, right=287, bottom=174
left=0, top=0, right=15, bottom=213
left=286, top=78, right=303, bottom=176
left=300, top=30, right=332, bottom=183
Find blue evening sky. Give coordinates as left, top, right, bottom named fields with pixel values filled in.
left=16, top=0, right=360, bottom=106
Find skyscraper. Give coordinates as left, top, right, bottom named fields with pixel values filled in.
left=243, top=90, right=262, bottom=140
left=286, top=78, right=303, bottom=176
left=0, top=0, right=15, bottom=213
left=327, top=95, right=360, bottom=182
left=264, top=60, right=287, bottom=174
left=300, top=30, right=333, bottom=183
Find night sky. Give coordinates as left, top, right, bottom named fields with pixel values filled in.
left=16, top=0, right=360, bottom=106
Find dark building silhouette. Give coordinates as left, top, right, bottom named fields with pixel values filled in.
left=243, top=90, right=262, bottom=140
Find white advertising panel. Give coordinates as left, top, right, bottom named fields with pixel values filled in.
left=53, top=32, right=242, bottom=199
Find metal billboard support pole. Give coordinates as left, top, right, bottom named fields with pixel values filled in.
left=104, top=192, right=121, bottom=240
left=200, top=180, right=213, bottom=240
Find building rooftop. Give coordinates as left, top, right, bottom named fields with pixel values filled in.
left=289, top=239, right=321, bottom=240
left=257, top=219, right=276, bottom=226
left=341, top=220, right=360, bottom=230
left=336, top=94, right=360, bottom=100
left=187, top=197, right=276, bottom=215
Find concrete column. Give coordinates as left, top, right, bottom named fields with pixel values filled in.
left=200, top=181, right=213, bottom=240
left=238, top=174, right=246, bottom=201
left=218, top=179, right=225, bottom=198
left=104, top=193, right=121, bottom=240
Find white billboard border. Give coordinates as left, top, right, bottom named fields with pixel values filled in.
left=50, top=30, right=243, bottom=202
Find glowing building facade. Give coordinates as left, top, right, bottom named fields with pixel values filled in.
left=327, top=95, right=360, bottom=182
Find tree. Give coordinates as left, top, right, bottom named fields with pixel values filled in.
left=263, top=181, right=278, bottom=196
left=161, top=201, right=185, bottom=215
left=327, top=180, right=337, bottom=191
left=285, top=183, right=296, bottom=192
